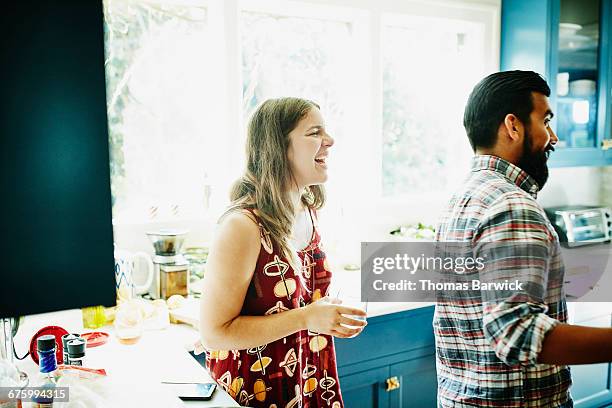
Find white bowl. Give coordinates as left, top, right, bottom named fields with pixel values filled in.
left=569, top=79, right=596, bottom=97
left=560, top=22, right=582, bottom=36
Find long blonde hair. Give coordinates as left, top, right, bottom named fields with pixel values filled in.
left=226, top=97, right=326, bottom=273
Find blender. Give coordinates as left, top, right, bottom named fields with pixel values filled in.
left=146, top=229, right=189, bottom=299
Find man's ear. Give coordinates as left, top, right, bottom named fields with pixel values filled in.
left=503, top=114, right=522, bottom=142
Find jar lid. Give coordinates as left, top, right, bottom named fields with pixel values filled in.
left=61, top=333, right=80, bottom=349
left=160, top=263, right=189, bottom=272
left=37, top=335, right=56, bottom=352
left=154, top=254, right=188, bottom=265
left=146, top=228, right=189, bottom=236
left=67, top=339, right=86, bottom=356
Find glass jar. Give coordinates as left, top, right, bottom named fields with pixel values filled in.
left=160, top=262, right=189, bottom=299
left=81, top=305, right=106, bottom=329
left=113, top=301, right=144, bottom=345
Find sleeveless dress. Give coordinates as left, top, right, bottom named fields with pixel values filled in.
left=206, top=208, right=344, bottom=408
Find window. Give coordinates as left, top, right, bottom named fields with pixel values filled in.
left=104, top=0, right=500, bottom=236
left=382, top=14, right=490, bottom=197
left=239, top=3, right=369, bottom=221
left=104, top=0, right=219, bottom=223
left=241, top=10, right=354, bottom=121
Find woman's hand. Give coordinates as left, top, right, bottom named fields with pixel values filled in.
left=302, top=297, right=367, bottom=338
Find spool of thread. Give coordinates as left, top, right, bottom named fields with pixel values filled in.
left=61, top=333, right=81, bottom=365
left=37, top=335, right=57, bottom=373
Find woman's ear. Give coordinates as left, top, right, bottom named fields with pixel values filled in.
left=503, top=113, right=522, bottom=142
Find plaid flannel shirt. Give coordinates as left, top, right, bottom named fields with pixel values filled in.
left=434, top=155, right=572, bottom=407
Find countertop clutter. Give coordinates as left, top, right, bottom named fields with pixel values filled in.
left=10, top=308, right=238, bottom=407
left=5, top=284, right=434, bottom=408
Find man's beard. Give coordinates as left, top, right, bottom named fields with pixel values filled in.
left=517, top=128, right=554, bottom=189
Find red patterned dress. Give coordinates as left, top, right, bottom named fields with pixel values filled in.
left=206, top=208, right=344, bottom=408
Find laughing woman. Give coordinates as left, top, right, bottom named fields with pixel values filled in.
left=199, top=97, right=366, bottom=407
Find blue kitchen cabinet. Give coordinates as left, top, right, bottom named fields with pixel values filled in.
left=335, top=306, right=437, bottom=408
left=501, top=0, right=612, bottom=167
left=571, top=312, right=612, bottom=407
left=336, top=304, right=612, bottom=408
left=388, top=356, right=438, bottom=407
left=339, top=355, right=437, bottom=408
left=340, top=366, right=391, bottom=407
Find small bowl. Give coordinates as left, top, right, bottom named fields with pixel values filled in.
left=569, top=79, right=596, bottom=97
left=559, top=22, right=582, bottom=36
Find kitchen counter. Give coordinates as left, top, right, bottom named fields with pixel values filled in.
left=168, top=266, right=434, bottom=329
left=12, top=309, right=238, bottom=407
left=331, top=269, right=434, bottom=317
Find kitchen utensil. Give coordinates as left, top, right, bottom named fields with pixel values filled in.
left=146, top=229, right=190, bottom=299
left=146, top=229, right=189, bottom=257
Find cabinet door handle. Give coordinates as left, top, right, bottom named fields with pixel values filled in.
left=386, top=376, right=400, bottom=392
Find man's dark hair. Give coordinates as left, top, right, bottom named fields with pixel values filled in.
left=463, top=70, right=551, bottom=151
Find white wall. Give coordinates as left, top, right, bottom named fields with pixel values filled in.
left=602, top=166, right=612, bottom=208
left=538, top=166, right=603, bottom=208
left=113, top=217, right=217, bottom=255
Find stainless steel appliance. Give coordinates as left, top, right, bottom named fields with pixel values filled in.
left=545, top=205, right=612, bottom=247
left=146, top=229, right=189, bottom=299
